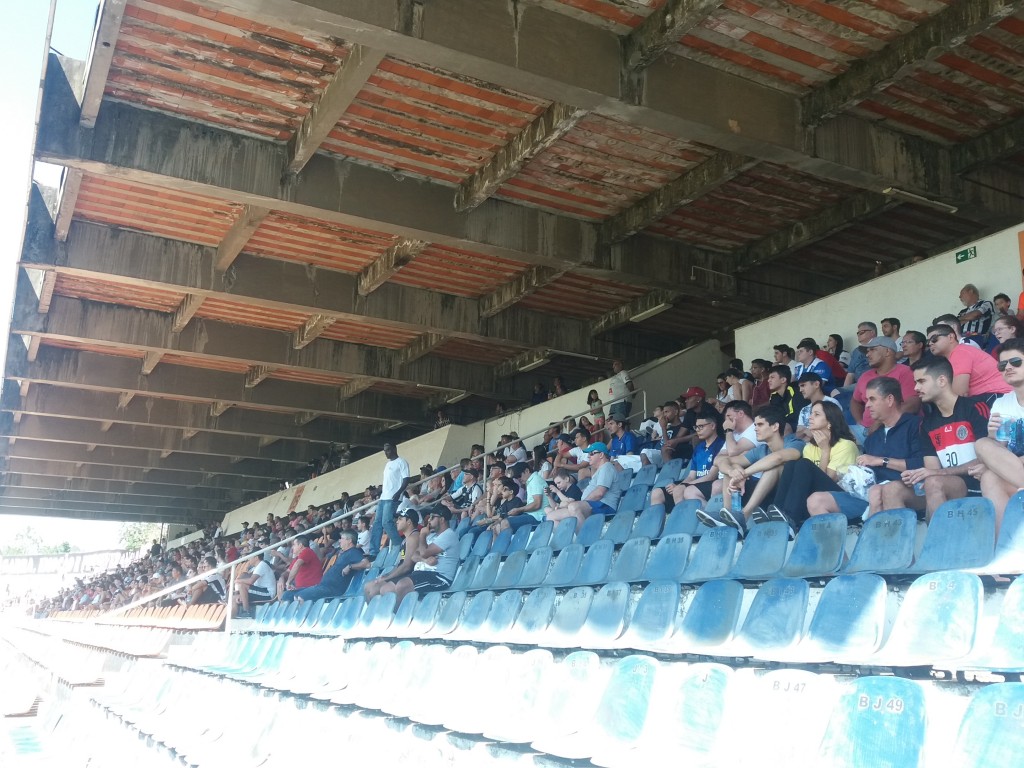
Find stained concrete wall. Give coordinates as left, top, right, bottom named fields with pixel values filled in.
left=736, top=226, right=1024, bottom=364
left=218, top=339, right=728, bottom=534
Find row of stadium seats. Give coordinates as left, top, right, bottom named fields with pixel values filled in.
left=46, top=603, right=225, bottom=630
left=72, top=635, right=1022, bottom=768
left=237, top=570, right=1022, bottom=671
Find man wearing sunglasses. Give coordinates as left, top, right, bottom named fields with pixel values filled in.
left=972, top=338, right=1024, bottom=535
left=926, top=323, right=1010, bottom=398
left=901, top=357, right=990, bottom=520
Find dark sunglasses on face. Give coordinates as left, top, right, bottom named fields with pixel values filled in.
left=998, top=357, right=1024, bottom=372
left=927, top=333, right=952, bottom=344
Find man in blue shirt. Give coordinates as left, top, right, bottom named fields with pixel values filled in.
left=605, top=415, right=641, bottom=473
left=793, top=338, right=833, bottom=390
left=805, top=376, right=923, bottom=521
left=284, top=531, right=370, bottom=603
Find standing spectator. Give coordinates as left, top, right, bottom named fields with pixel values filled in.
left=587, top=389, right=605, bottom=426
left=606, top=359, right=635, bottom=421
left=958, top=283, right=994, bottom=339
left=368, top=443, right=412, bottom=558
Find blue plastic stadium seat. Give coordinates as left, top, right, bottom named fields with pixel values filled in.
left=449, top=590, right=495, bottom=641
left=508, top=586, right=557, bottom=642
left=661, top=500, right=702, bottom=538
left=728, top=520, right=790, bottom=580
left=490, top=527, right=513, bottom=557
left=780, top=513, right=847, bottom=578
left=618, top=580, right=680, bottom=650
left=526, top=520, right=554, bottom=553
left=543, top=543, right=585, bottom=587
left=471, top=530, right=494, bottom=558
left=632, top=504, right=665, bottom=540
left=424, top=591, right=468, bottom=638
left=482, top=588, right=523, bottom=637
left=909, top=497, right=996, bottom=573
left=360, top=591, right=397, bottom=636
left=681, top=526, right=738, bottom=583
left=469, top=552, right=502, bottom=591
left=875, top=570, right=983, bottom=666
left=491, top=550, right=527, bottom=590
left=550, top=517, right=578, bottom=551
left=405, top=590, right=443, bottom=637
left=506, top=524, right=534, bottom=556
left=578, top=581, right=631, bottom=648
left=800, top=574, right=888, bottom=663
left=291, top=599, right=315, bottom=629
left=633, top=464, right=657, bottom=487
left=332, top=597, right=364, bottom=634
left=612, top=468, right=634, bottom=495
left=734, top=577, right=809, bottom=656
left=617, top=485, right=649, bottom=516
left=388, top=592, right=419, bottom=637
left=818, top=676, right=926, bottom=767
left=655, top=459, right=684, bottom=488
left=381, top=545, right=402, bottom=570
left=447, top=555, right=480, bottom=593
left=342, top=569, right=368, bottom=598
left=963, top=576, right=1024, bottom=673
left=544, top=586, right=595, bottom=646
left=458, top=532, right=475, bottom=561
left=601, top=511, right=636, bottom=545
left=576, top=514, right=607, bottom=548
left=299, top=598, right=328, bottom=630
left=517, top=546, right=553, bottom=588
left=842, top=508, right=917, bottom=574
left=609, top=536, right=651, bottom=583
left=985, top=491, right=1024, bottom=574
left=949, top=683, right=1024, bottom=768
left=670, top=579, right=744, bottom=654
left=572, top=540, right=615, bottom=586
left=453, top=516, right=471, bottom=538
left=642, top=533, right=692, bottom=582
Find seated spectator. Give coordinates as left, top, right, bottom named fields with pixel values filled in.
left=989, top=315, right=1024, bottom=359
left=844, top=322, right=877, bottom=385
left=933, top=313, right=981, bottom=348
left=384, top=507, right=460, bottom=606
left=480, top=476, right=531, bottom=537
left=678, top=386, right=716, bottom=462
left=187, top=558, right=226, bottom=605
left=704, top=406, right=805, bottom=534
left=971, top=338, right=1024, bottom=535
left=547, top=442, right=622, bottom=528
left=927, top=322, right=1011, bottom=397
left=850, top=337, right=920, bottom=433
left=793, top=338, right=833, bottom=389
left=282, top=531, right=370, bottom=603
left=773, top=344, right=797, bottom=379
left=795, top=372, right=839, bottom=442
left=650, top=413, right=724, bottom=507
left=957, top=283, right=994, bottom=341
left=881, top=317, right=903, bottom=352
left=502, top=461, right=546, bottom=532
left=605, top=415, right=641, bottom=472
left=720, top=400, right=761, bottom=459
left=441, top=467, right=482, bottom=518
left=277, top=535, right=323, bottom=599
left=901, top=330, right=930, bottom=366
left=556, top=429, right=592, bottom=479
left=504, top=433, right=527, bottom=465
left=233, top=556, right=277, bottom=618
left=363, top=510, right=421, bottom=602
left=807, top=376, right=923, bottom=519
left=750, top=359, right=771, bottom=409
left=767, top=365, right=798, bottom=432
left=544, top=468, right=582, bottom=513
left=726, top=367, right=753, bottom=403
left=653, top=400, right=688, bottom=466
left=355, top=516, right=371, bottom=550
left=898, top=357, right=989, bottom=520
left=713, top=402, right=856, bottom=534
left=995, top=292, right=1012, bottom=318
left=712, top=374, right=732, bottom=410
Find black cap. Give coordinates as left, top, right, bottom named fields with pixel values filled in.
left=396, top=509, right=420, bottom=526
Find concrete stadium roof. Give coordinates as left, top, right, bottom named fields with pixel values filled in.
left=3, top=0, right=1024, bottom=523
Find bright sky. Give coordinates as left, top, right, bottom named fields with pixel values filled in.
left=0, top=1, right=129, bottom=552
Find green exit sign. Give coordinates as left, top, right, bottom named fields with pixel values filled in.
left=956, top=246, right=977, bottom=264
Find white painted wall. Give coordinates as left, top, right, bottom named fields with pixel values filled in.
left=736, top=225, right=1024, bottom=364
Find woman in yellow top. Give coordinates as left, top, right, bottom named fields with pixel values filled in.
left=762, top=400, right=859, bottom=530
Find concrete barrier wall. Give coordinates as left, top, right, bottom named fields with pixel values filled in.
left=736, top=225, right=1024, bottom=364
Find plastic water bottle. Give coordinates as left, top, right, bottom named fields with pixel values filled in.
left=996, top=417, right=1014, bottom=443
left=730, top=490, right=743, bottom=513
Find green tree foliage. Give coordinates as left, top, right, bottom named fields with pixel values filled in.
left=119, top=522, right=162, bottom=552
left=0, top=527, right=79, bottom=556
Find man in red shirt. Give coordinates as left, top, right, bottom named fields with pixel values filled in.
left=279, top=535, right=321, bottom=598
left=928, top=322, right=1011, bottom=397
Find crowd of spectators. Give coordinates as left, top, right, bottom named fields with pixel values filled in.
left=33, top=283, right=1024, bottom=618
